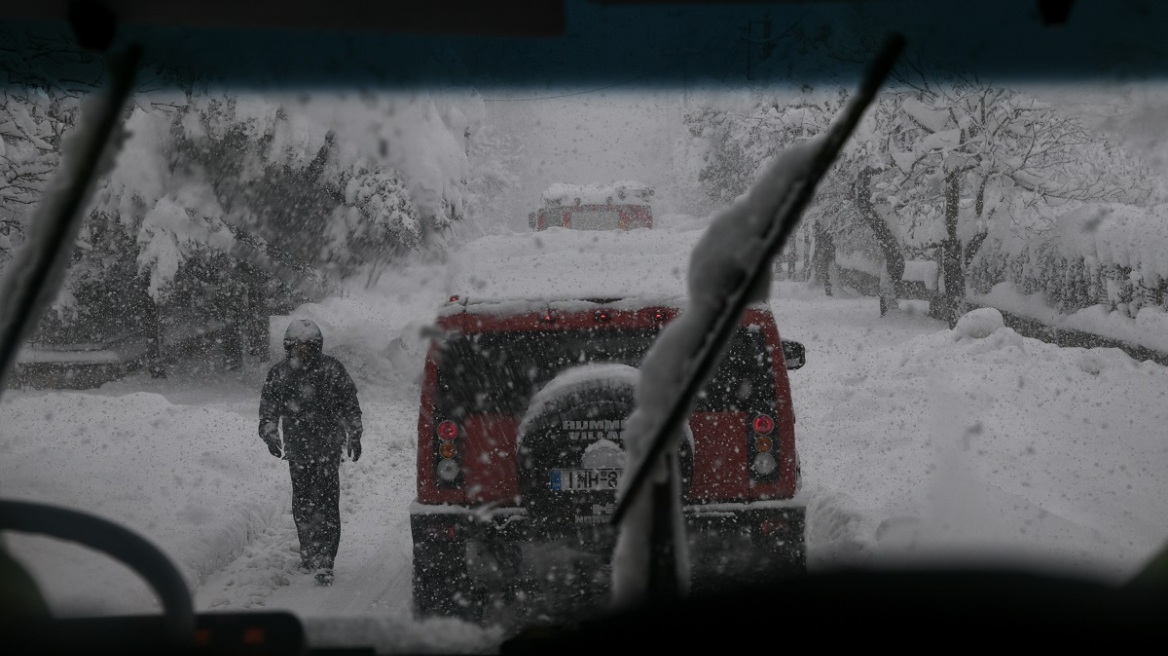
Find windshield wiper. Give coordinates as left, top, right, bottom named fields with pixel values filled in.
left=611, top=34, right=905, bottom=527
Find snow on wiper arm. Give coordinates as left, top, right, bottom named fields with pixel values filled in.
left=611, top=34, right=906, bottom=526
left=0, top=46, right=141, bottom=394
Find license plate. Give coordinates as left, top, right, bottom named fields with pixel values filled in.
left=550, top=468, right=622, bottom=491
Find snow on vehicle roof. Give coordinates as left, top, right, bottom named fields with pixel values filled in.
left=541, top=181, right=654, bottom=207
left=444, top=227, right=700, bottom=309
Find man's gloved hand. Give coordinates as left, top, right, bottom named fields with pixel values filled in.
left=260, top=421, right=282, bottom=458
left=345, top=417, right=363, bottom=463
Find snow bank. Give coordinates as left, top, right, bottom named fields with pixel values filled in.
left=970, top=282, right=1062, bottom=325
left=971, top=281, right=1168, bottom=354
left=16, top=348, right=122, bottom=364
left=542, top=181, right=653, bottom=207
left=0, top=391, right=286, bottom=615
left=952, top=307, right=1004, bottom=339
left=1061, top=305, right=1168, bottom=354
left=445, top=228, right=702, bottom=304
left=272, top=260, right=446, bottom=386
left=778, top=293, right=1168, bottom=581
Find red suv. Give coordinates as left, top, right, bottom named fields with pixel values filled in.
left=411, top=293, right=807, bottom=623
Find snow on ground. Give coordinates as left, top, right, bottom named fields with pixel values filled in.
left=0, top=386, right=285, bottom=615
left=653, top=212, right=709, bottom=232
left=0, top=258, right=501, bottom=651
left=777, top=283, right=1168, bottom=580
left=5, top=230, right=1168, bottom=651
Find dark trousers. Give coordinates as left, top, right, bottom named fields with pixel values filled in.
left=289, top=457, right=341, bottom=570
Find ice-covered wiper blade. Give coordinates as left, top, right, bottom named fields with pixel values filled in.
left=611, top=34, right=905, bottom=526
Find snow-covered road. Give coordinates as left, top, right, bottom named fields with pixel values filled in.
left=4, top=273, right=1168, bottom=652
left=193, top=386, right=419, bottom=616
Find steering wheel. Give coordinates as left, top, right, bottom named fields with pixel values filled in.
left=0, top=499, right=195, bottom=649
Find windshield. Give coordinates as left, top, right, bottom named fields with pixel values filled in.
left=5, top=2, right=1168, bottom=652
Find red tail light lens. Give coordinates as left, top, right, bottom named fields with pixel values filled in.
left=448, top=295, right=460, bottom=303
left=752, top=415, right=774, bottom=434
left=594, top=310, right=611, bottom=322
left=542, top=310, right=557, bottom=323
left=653, top=310, right=667, bottom=321
left=437, top=420, right=459, bottom=440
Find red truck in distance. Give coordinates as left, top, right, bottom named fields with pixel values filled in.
left=532, top=182, right=654, bottom=231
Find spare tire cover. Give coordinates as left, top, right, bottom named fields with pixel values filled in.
left=517, top=363, right=692, bottom=527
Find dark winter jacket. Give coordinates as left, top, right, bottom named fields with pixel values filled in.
left=260, top=320, right=362, bottom=462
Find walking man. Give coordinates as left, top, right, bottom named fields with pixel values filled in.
left=259, top=319, right=363, bottom=586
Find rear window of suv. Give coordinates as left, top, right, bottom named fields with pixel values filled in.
left=434, top=325, right=776, bottom=418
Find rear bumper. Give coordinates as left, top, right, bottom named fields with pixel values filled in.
left=410, top=500, right=806, bottom=598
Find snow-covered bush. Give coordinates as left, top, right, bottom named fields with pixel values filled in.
left=0, top=35, right=487, bottom=352
left=971, top=203, right=1168, bottom=320
left=682, top=46, right=1152, bottom=322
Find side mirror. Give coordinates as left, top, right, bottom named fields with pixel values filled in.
left=781, top=340, right=805, bottom=370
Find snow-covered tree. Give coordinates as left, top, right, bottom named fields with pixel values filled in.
left=892, top=74, right=1148, bottom=321
left=683, top=88, right=902, bottom=299
left=463, top=122, right=524, bottom=238
left=0, top=25, right=105, bottom=270
left=2, top=41, right=489, bottom=363
left=682, top=60, right=1152, bottom=322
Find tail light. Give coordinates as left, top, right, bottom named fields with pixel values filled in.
left=439, top=441, right=459, bottom=459
left=751, top=452, right=778, bottom=477
left=752, top=415, right=774, bottom=434
left=436, top=458, right=461, bottom=483
left=542, top=309, right=557, bottom=323
left=437, top=420, right=459, bottom=440
left=594, top=310, right=611, bottom=323
left=749, top=414, right=778, bottom=481
left=435, top=420, right=462, bottom=487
